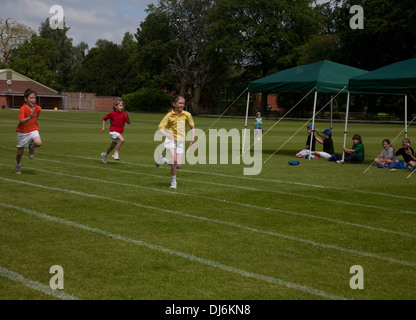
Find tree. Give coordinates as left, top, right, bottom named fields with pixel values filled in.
left=208, top=0, right=321, bottom=113
left=138, top=0, right=225, bottom=114
left=70, top=40, right=138, bottom=96
left=334, top=0, right=416, bottom=70
left=9, top=34, right=59, bottom=89
left=0, top=18, right=34, bottom=66
left=39, top=18, right=81, bottom=91
left=135, top=10, right=179, bottom=91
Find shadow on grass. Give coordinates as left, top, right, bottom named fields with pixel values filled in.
left=262, top=149, right=299, bottom=157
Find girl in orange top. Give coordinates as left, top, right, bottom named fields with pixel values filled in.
left=15, top=88, right=42, bottom=174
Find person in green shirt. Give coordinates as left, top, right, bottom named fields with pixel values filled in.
left=337, top=134, right=365, bottom=164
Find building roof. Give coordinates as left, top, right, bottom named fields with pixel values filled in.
left=0, top=69, right=59, bottom=95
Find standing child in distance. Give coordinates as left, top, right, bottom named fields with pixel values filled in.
left=254, top=112, right=263, bottom=141
left=100, top=97, right=130, bottom=163
left=337, top=134, right=365, bottom=164
left=155, top=95, right=195, bottom=189
left=15, top=88, right=42, bottom=174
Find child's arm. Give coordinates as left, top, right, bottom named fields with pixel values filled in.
left=19, top=108, right=36, bottom=125
left=158, top=129, right=174, bottom=140
left=343, top=146, right=354, bottom=153
left=125, top=111, right=131, bottom=124
left=190, top=127, right=195, bottom=146
left=99, top=119, right=106, bottom=134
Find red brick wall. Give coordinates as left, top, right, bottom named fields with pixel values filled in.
left=0, top=80, right=57, bottom=95
left=95, top=96, right=116, bottom=112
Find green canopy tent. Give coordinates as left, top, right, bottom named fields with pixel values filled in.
left=343, top=58, right=416, bottom=160
left=245, top=60, right=368, bottom=157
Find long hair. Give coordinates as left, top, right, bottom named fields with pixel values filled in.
left=353, top=134, right=362, bottom=144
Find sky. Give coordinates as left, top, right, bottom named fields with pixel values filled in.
left=1, top=0, right=156, bottom=48
left=1, top=0, right=331, bottom=49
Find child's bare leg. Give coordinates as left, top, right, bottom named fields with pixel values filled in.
left=115, top=135, right=125, bottom=152
left=16, top=147, right=24, bottom=165
left=106, top=142, right=117, bottom=154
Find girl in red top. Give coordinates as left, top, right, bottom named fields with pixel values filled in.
left=15, top=88, right=42, bottom=174
left=100, top=97, right=130, bottom=163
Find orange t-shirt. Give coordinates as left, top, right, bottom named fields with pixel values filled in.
left=16, top=104, right=42, bottom=133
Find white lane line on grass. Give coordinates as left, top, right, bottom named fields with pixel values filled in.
left=0, top=265, right=80, bottom=300
left=1, top=177, right=416, bottom=269
left=1, top=162, right=414, bottom=239
left=1, top=145, right=415, bottom=201
left=18, top=158, right=416, bottom=217
left=0, top=203, right=348, bottom=300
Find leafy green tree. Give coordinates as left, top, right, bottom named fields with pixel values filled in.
left=208, top=0, right=321, bottom=113
left=135, top=10, right=179, bottom=92
left=9, top=34, right=59, bottom=89
left=38, top=19, right=76, bottom=91
left=334, top=0, right=416, bottom=70
left=70, top=40, right=137, bottom=96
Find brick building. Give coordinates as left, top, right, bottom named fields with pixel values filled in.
left=0, top=69, right=65, bottom=109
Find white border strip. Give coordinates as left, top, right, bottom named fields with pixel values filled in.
left=0, top=265, right=80, bottom=300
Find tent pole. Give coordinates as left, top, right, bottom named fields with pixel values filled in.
left=309, top=91, right=318, bottom=160
left=330, top=95, right=333, bottom=130
left=242, top=91, right=251, bottom=153
left=342, top=92, right=351, bottom=161
left=405, top=95, right=408, bottom=138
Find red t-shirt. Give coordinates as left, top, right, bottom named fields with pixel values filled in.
left=103, top=111, right=129, bottom=134
left=16, top=104, right=42, bottom=133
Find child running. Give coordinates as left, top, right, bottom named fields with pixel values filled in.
left=254, top=112, right=263, bottom=141
left=100, top=97, right=130, bottom=163
left=15, top=88, right=42, bottom=174
left=155, top=95, right=195, bottom=189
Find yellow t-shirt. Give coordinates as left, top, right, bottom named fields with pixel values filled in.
left=158, top=110, right=194, bottom=141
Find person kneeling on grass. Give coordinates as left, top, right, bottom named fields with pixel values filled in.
left=337, top=134, right=365, bottom=164
left=100, top=97, right=130, bottom=163
left=295, top=125, right=317, bottom=159
left=313, top=129, right=334, bottom=160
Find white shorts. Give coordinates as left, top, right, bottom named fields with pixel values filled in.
left=17, top=131, right=40, bottom=148
left=109, top=131, right=121, bottom=143
left=164, top=138, right=185, bottom=154
left=316, top=151, right=332, bottom=159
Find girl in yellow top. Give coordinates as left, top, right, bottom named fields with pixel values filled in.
left=156, top=95, right=195, bottom=189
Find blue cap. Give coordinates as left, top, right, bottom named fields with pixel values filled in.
left=307, top=125, right=314, bottom=130
left=288, top=160, right=299, bottom=166
left=322, top=129, right=332, bottom=135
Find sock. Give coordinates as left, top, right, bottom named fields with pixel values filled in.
left=171, top=175, right=176, bottom=182
left=16, top=162, right=21, bottom=167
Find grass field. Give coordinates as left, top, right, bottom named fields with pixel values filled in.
left=1, top=108, right=415, bottom=301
